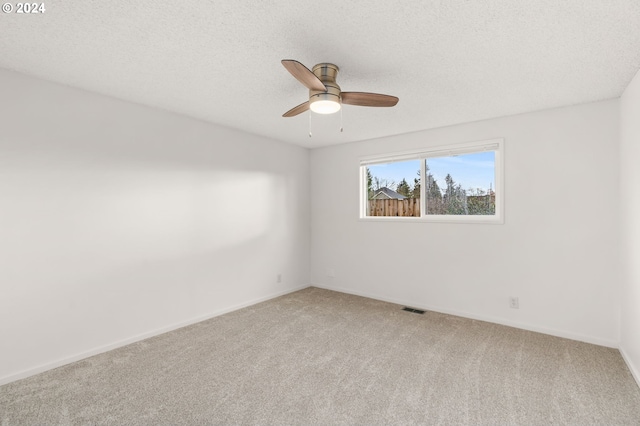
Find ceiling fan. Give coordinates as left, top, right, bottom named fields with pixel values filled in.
left=281, top=60, right=399, bottom=117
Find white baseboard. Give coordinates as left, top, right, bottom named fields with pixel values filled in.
left=619, top=346, right=640, bottom=390
left=4, top=284, right=626, bottom=388
left=0, top=284, right=309, bottom=387
left=312, top=283, right=619, bottom=349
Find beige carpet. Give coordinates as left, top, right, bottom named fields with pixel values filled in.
left=1, top=287, right=639, bottom=425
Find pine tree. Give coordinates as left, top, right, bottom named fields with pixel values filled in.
left=411, top=170, right=421, bottom=199
left=443, top=174, right=468, bottom=215
left=397, top=178, right=411, bottom=197
left=367, top=168, right=374, bottom=199
left=425, top=163, right=443, bottom=214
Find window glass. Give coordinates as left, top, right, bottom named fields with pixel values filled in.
left=366, top=159, right=420, bottom=217
left=425, top=151, right=495, bottom=215
left=359, top=139, right=503, bottom=223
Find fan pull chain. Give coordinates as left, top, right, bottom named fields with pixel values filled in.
left=309, top=111, right=312, bottom=138
left=340, top=107, right=343, bottom=132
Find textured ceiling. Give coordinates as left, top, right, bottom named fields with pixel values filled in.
left=1, top=1, right=640, bottom=148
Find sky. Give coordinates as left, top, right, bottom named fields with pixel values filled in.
left=368, top=151, right=495, bottom=194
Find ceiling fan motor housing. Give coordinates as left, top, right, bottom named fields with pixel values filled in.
left=309, top=63, right=341, bottom=109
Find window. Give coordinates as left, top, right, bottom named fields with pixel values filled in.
left=360, top=139, right=503, bottom=223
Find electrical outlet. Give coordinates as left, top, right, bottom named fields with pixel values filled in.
left=277, top=274, right=282, bottom=283
left=509, top=297, right=519, bottom=309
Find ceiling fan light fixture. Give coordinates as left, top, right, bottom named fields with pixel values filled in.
left=309, top=91, right=341, bottom=114
left=281, top=60, right=398, bottom=118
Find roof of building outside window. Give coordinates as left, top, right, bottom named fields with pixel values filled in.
left=372, top=187, right=406, bottom=200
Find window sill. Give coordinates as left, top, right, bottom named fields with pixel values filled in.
left=359, top=215, right=504, bottom=224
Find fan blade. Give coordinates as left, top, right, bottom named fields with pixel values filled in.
left=341, top=92, right=399, bottom=107
left=283, top=101, right=310, bottom=117
left=281, top=60, right=327, bottom=92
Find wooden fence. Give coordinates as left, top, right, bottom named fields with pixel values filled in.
left=368, top=198, right=420, bottom=217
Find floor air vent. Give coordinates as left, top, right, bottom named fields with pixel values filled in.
left=402, top=307, right=425, bottom=314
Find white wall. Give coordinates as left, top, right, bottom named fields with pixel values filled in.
left=620, top=69, right=640, bottom=384
left=0, top=70, right=310, bottom=384
left=0, top=65, right=630, bottom=386
left=311, top=100, right=620, bottom=347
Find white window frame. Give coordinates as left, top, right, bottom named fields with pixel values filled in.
left=359, top=138, right=504, bottom=224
